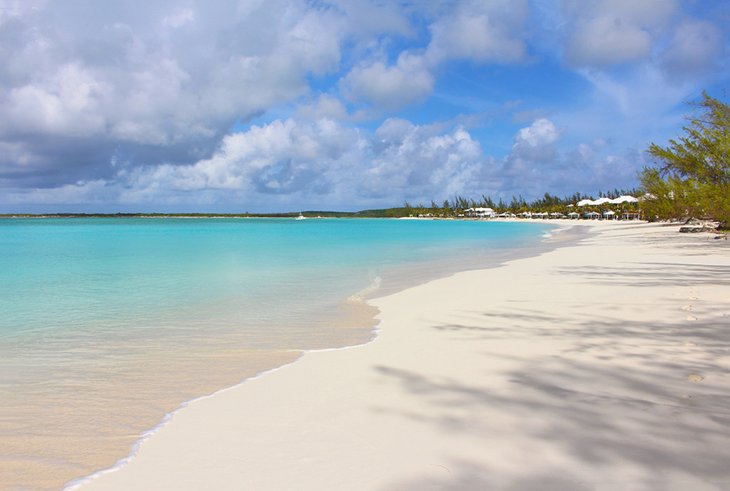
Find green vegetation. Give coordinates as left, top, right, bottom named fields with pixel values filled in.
left=0, top=212, right=357, bottom=219
left=640, top=92, right=730, bottom=229
left=0, top=189, right=644, bottom=220
left=354, top=188, right=642, bottom=218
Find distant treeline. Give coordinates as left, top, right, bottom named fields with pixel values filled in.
left=386, top=187, right=644, bottom=218
left=0, top=212, right=356, bottom=219
left=0, top=189, right=644, bottom=220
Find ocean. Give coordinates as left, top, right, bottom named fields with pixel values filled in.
left=0, top=217, right=551, bottom=490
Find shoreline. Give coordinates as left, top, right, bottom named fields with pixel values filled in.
left=2, top=218, right=551, bottom=491
left=64, top=221, right=567, bottom=491
left=72, top=221, right=730, bottom=490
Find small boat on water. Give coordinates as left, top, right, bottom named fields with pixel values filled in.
left=295, top=213, right=307, bottom=220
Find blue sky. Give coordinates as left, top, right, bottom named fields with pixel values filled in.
left=0, top=0, right=728, bottom=212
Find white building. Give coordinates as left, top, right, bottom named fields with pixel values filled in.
left=464, top=207, right=496, bottom=218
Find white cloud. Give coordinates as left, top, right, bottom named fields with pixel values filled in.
left=661, top=20, right=724, bottom=79
left=4, top=116, right=493, bottom=209
left=326, top=0, right=413, bottom=39
left=339, top=0, right=530, bottom=112
left=3, top=63, right=107, bottom=136
left=341, top=53, right=434, bottom=110
left=562, top=0, right=678, bottom=67
left=279, top=8, right=343, bottom=76
left=499, top=118, right=561, bottom=196
left=496, top=118, right=642, bottom=199
left=162, top=8, right=195, bottom=29
left=425, top=0, right=528, bottom=65
left=566, top=15, right=652, bottom=66
left=296, top=94, right=351, bottom=121
left=0, top=110, right=652, bottom=209
left=562, top=0, right=678, bottom=30
left=367, top=118, right=484, bottom=198
left=0, top=0, right=353, bottom=182
left=123, top=118, right=365, bottom=201
left=511, top=118, right=560, bottom=160
left=514, top=118, right=560, bottom=148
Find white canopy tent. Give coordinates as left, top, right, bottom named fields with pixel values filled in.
left=610, top=195, right=639, bottom=204
left=577, top=195, right=639, bottom=207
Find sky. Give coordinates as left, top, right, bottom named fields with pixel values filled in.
left=0, top=0, right=728, bottom=213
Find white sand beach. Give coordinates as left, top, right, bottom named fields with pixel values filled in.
left=73, top=222, right=730, bottom=491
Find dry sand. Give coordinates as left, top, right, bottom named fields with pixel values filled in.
left=72, top=222, right=730, bottom=491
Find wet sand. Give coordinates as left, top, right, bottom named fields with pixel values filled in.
left=1, top=301, right=377, bottom=491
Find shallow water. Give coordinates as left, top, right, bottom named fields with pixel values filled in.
left=0, top=217, right=550, bottom=490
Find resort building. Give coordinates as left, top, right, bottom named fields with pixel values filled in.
left=464, top=207, right=496, bottom=218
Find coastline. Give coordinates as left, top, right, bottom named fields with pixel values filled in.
left=73, top=221, right=730, bottom=490
left=59, top=220, right=561, bottom=491
left=2, top=218, right=549, bottom=491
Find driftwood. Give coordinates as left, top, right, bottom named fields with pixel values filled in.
left=679, top=217, right=720, bottom=233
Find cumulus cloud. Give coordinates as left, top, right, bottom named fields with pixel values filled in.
left=0, top=109, right=652, bottom=210
left=367, top=118, right=484, bottom=199
left=127, top=116, right=490, bottom=205
left=497, top=118, right=640, bottom=198
left=504, top=118, right=561, bottom=174
left=1, top=116, right=497, bottom=209
left=513, top=119, right=560, bottom=153
left=3, top=63, right=107, bottom=137
left=566, top=16, right=652, bottom=66
left=563, top=0, right=677, bottom=67
left=0, top=0, right=354, bottom=188
left=341, top=53, right=434, bottom=110
left=339, top=0, right=530, bottom=112
left=296, top=94, right=353, bottom=121
left=512, top=118, right=560, bottom=162
left=424, top=0, right=528, bottom=65
left=124, top=118, right=364, bottom=198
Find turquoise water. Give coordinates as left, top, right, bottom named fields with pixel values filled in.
left=0, top=217, right=550, bottom=490
left=0, top=218, right=548, bottom=341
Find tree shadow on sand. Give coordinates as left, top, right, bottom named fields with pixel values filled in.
left=370, top=263, right=730, bottom=490
left=378, top=459, right=593, bottom=491
left=555, top=262, right=730, bottom=288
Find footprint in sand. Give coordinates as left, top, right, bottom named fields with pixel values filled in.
left=687, top=374, right=704, bottom=382
left=686, top=315, right=698, bottom=321
left=683, top=341, right=697, bottom=347
left=681, top=305, right=693, bottom=311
